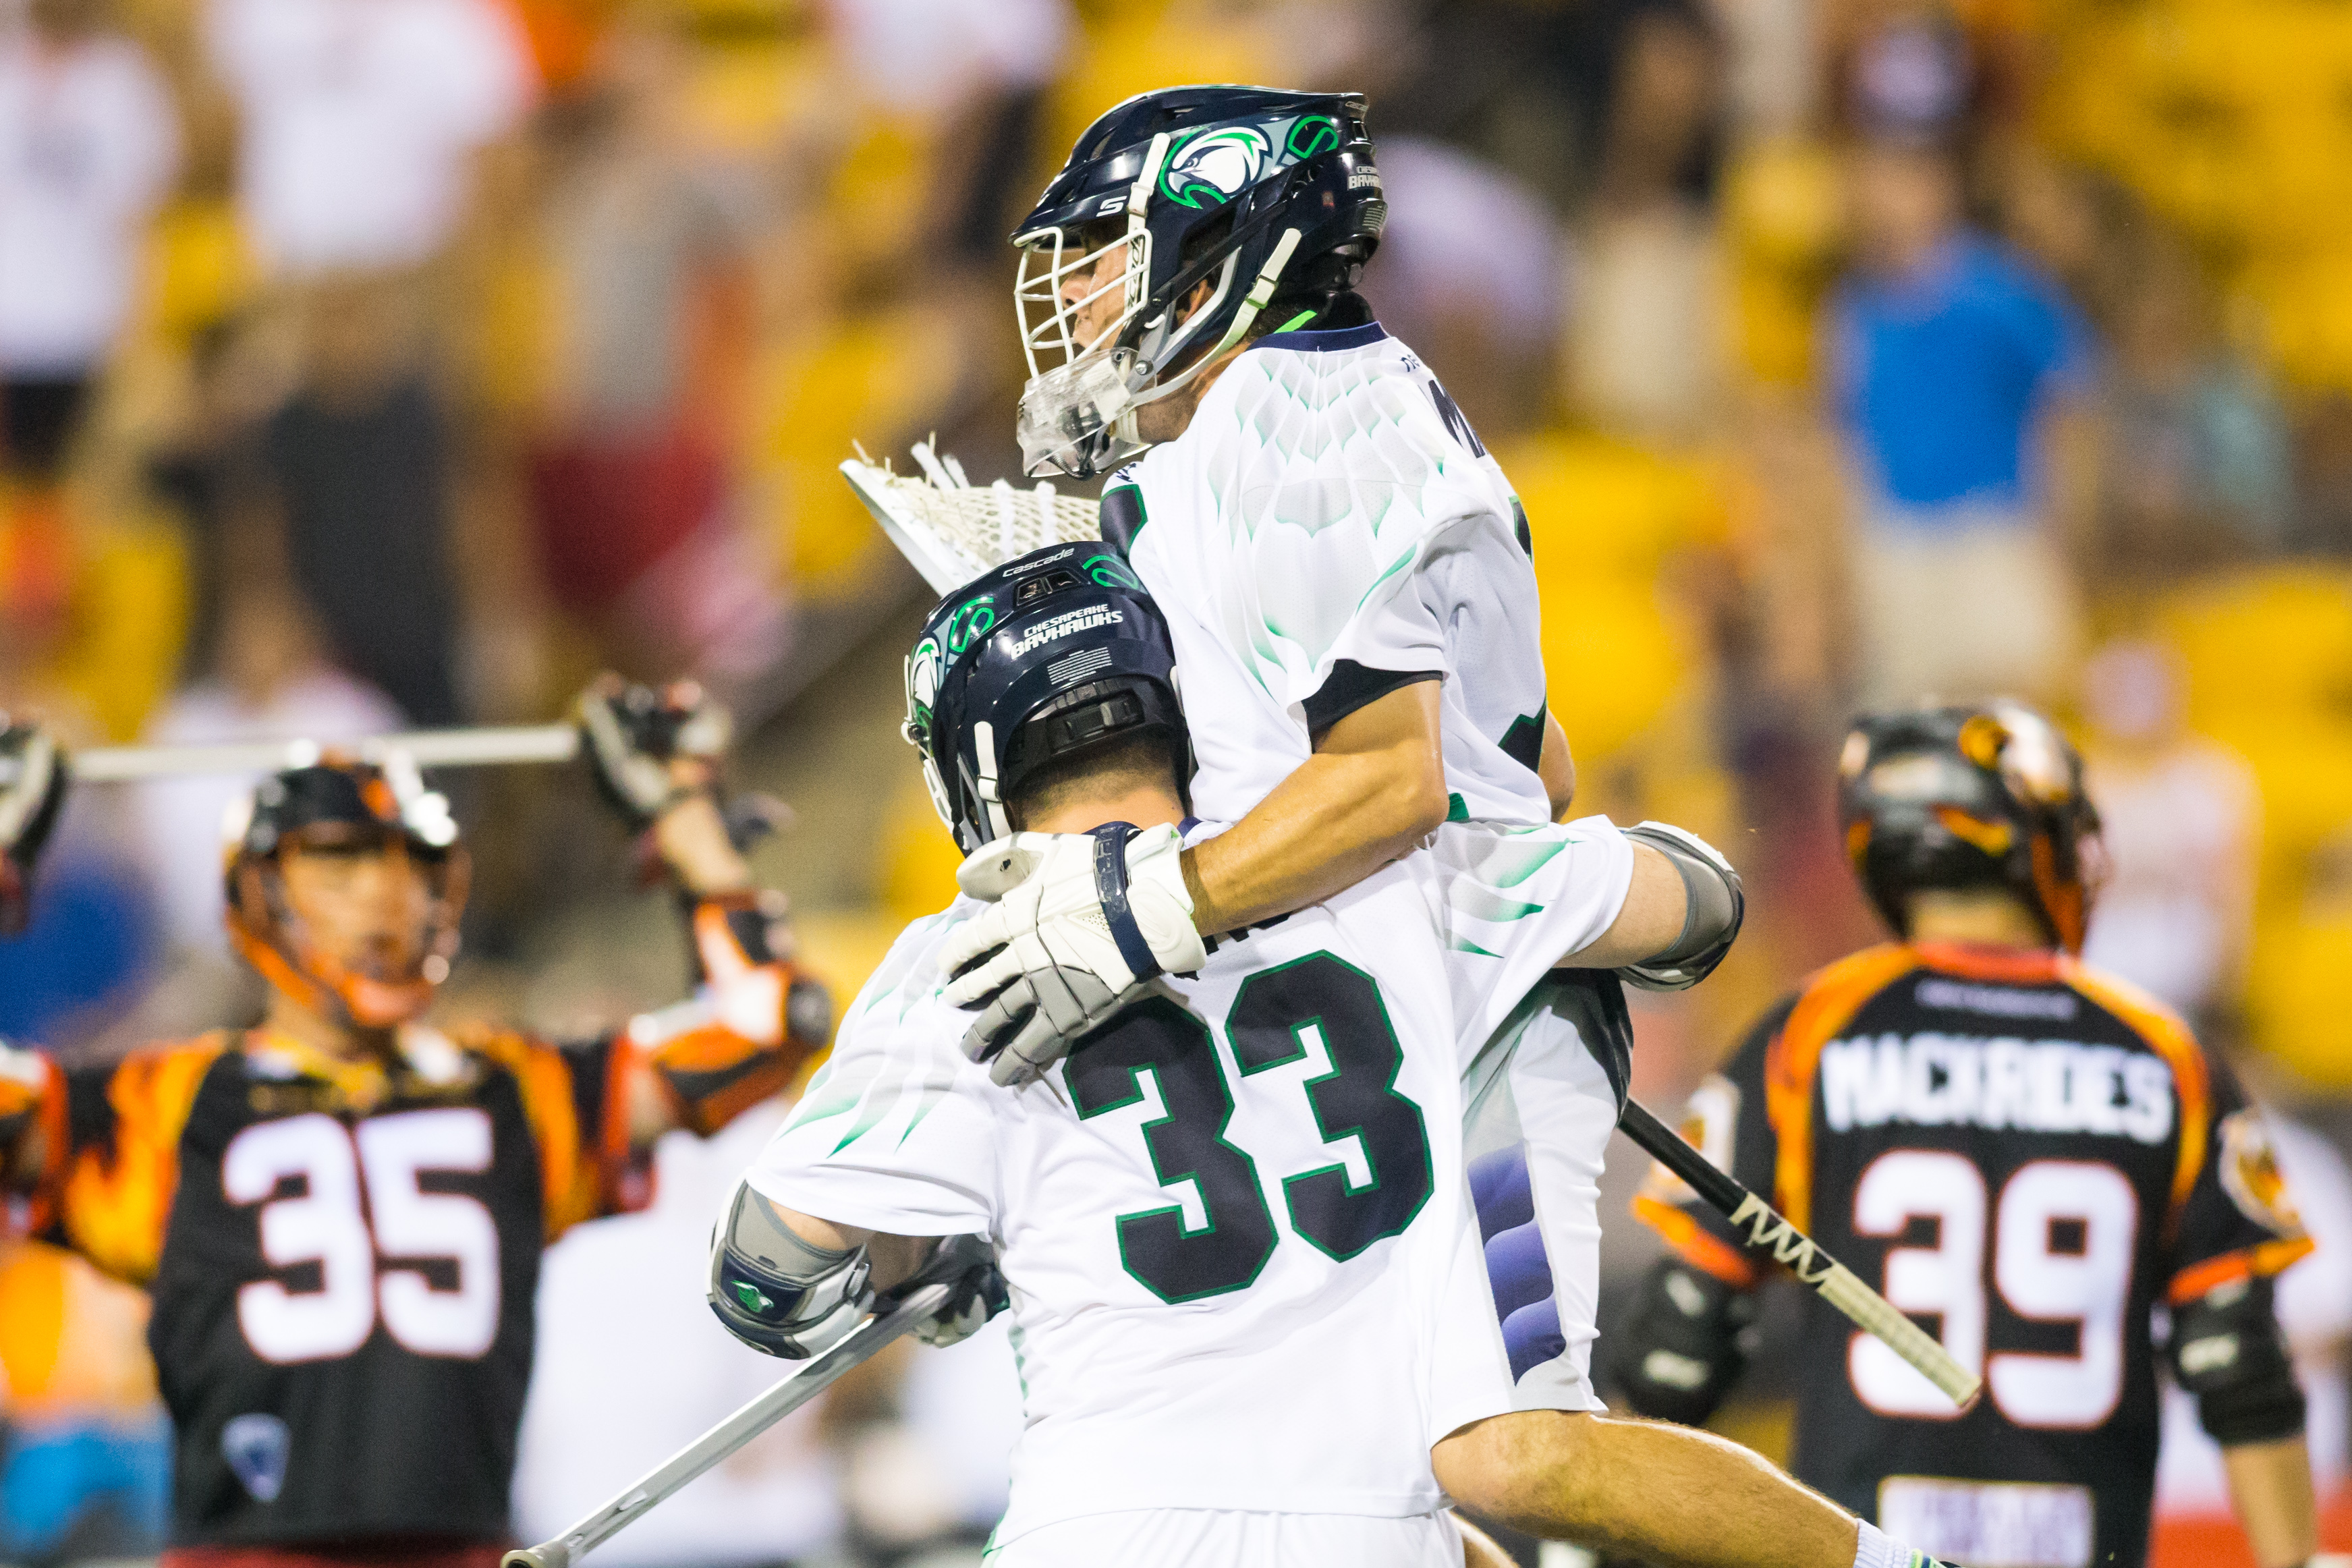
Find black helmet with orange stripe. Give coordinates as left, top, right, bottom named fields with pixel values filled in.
left=1837, top=700, right=2106, bottom=953
left=222, top=753, right=469, bottom=1028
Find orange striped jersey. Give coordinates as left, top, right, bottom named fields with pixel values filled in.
left=1637, top=941, right=2311, bottom=1568
left=24, top=1024, right=644, bottom=1550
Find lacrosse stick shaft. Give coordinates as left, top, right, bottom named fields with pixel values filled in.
left=499, top=1283, right=952, bottom=1568
left=1619, top=1098, right=1983, bottom=1410
left=73, top=725, right=582, bottom=783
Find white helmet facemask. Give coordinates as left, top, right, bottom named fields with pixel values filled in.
left=1013, top=131, right=1300, bottom=478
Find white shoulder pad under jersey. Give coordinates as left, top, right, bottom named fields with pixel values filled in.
left=746, top=866, right=1516, bottom=1550
left=1114, top=320, right=1552, bottom=827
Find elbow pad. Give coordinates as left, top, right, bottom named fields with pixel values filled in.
left=1619, top=822, right=1745, bottom=992
left=1610, top=1258, right=1755, bottom=1426
left=708, top=1179, right=874, bottom=1360
left=2171, top=1277, right=2305, bottom=1447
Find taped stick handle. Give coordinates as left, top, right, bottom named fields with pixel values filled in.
left=1619, top=1098, right=1982, bottom=1411
left=501, top=1282, right=953, bottom=1568
left=74, top=725, right=582, bottom=783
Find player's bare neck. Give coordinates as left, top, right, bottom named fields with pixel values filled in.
left=1134, top=343, right=1246, bottom=444
left=1020, top=783, right=1186, bottom=836
left=1905, top=888, right=2051, bottom=952
left=263, top=990, right=396, bottom=1066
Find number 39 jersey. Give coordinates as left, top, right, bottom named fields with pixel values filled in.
left=32, top=1026, right=642, bottom=1548
left=748, top=818, right=1633, bottom=1552
left=1638, top=942, right=2314, bottom=1568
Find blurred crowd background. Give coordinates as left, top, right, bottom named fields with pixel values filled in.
left=4, top=0, right=2352, bottom=1564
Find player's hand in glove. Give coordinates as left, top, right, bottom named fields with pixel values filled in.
left=936, top=822, right=1206, bottom=1086
left=902, top=1233, right=1009, bottom=1349
left=0, top=719, right=67, bottom=937
left=576, top=674, right=733, bottom=829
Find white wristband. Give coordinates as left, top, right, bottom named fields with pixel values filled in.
left=1853, top=1519, right=1936, bottom=1568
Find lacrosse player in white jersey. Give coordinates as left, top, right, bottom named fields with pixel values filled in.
left=927, top=88, right=1944, bottom=1568
left=711, top=551, right=1951, bottom=1568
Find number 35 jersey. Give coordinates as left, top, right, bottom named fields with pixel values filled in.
left=747, top=818, right=1633, bottom=1552
left=1638, top=942, right=2314, bottom=1568
left=28, top=1025, right=644, bottom=1548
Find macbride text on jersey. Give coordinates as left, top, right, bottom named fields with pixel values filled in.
left=1818, top=1032, right=2175, bottom=1144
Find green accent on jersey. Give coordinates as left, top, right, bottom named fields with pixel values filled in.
left=897, top=1082, right=949, bottom=1147
left=1476, top=836, right=1573, bottom=888
left=1449, top=934, right=1503, bottom=957
left=1447, top=885, right=1546, bottom=922
left=1500, top=706, right=1546, bottom=773
left=1447, top=792, right=1469, bottom=822
left=731, top=1281, right=775, bottom=1314
left=1275, top=308, right=1319, bottom=333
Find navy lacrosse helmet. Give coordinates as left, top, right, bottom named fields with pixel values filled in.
left=221, top=754, right=468, bottom=1026
left=1838, top=701, right=2106, bottom=953
left=904, top=545, right=1189, bottom=853
left=1011, top=85, right=1385, bottom=478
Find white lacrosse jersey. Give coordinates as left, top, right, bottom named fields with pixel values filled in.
left=744, top=817, right=1632, bottom=1550
left=1113, top=318, right=1551, bottom=829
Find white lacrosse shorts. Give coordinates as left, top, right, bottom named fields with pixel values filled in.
left=982, top=1507, right=1469, bottom=1566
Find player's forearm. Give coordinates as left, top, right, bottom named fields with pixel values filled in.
left=652, top=790, right=754, bottom=896
left=2222, top=1434, right=2320, bottom=1568
left=762, top=1194, right=933, bottom=1291
left=1180, top=750, right=1447, bottom=933
left=1435, top=1410, right=1861, bottom=1568
left=1560, top=843, right=1688, bottom=968
left=1179, top=683, right=1449, bottom=936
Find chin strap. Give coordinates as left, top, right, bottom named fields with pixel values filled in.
left=1119, top=225, right=1305, bottom=435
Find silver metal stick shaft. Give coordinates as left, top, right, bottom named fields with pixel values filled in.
left=72, top=725, right=582, bottom=783
left=500, top=1283, right=953, bottom=1568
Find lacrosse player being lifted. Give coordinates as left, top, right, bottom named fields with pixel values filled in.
left=0, top=680, right=837, bottom=1568
left=836, top=82, right=1955, bottom=1568
left=713, top=547, right=1958, bottom=1567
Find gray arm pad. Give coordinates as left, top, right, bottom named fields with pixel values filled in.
left=1619, top=822, right=1744, bottom=992
left=707, top=1180, right=874, bottom=1360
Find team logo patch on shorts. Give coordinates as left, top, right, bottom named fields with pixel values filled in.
left=223, top=1412, right=291, bottom=1503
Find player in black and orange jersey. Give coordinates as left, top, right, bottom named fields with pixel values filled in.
left=0, top=679, right=832, bottom=1568
left=1615, top=700, right=2323, bottom=1568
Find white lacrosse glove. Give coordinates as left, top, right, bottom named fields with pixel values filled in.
left=936, top=823, right=1206, bottom=1086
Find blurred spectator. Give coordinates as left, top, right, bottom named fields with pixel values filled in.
left=0, top=801, right=157, bottom=1046
left=1362, top=136, right=1561, bottom=442
left=2077, top=638, right=2260, bottom=1026
left=2295, top=393, right=2352, bottom=558
left=204, top=0, right=533, bottom=277
left=1825, top=139, right=2092, bottom=705
left=1564, top=1, right=1729, bottom=446
left=2087, top=242, right=2293, bottom=582
left=130, top=582, right=400, bottom=959
left=258, top=276, right=461, bottom=725
left=0, top=0, right=179, bottom=636
left=525, top=20, right=787, bottom=688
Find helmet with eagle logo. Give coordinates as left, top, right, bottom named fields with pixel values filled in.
left=1010, top=85, right=1384, bottom=479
